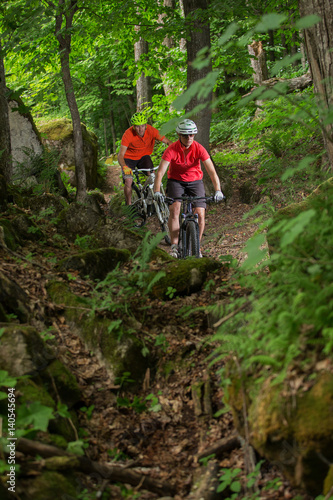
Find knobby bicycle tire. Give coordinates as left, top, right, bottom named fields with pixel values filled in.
left=155, top=197, right=171, bottom=245
left=185, top=220, right=200, bottom=258
left=131, top=183, right=147, bottom=227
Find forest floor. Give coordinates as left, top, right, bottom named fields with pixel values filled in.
left=1, top=165, right=314, bottom=500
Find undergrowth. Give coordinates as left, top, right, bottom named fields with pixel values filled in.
left=211, top=182, right=333, bottom=390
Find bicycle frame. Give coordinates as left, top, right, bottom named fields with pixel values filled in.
left=166, top=195, right=215, bottom=258
left=131, top=167, right=170, bottom=243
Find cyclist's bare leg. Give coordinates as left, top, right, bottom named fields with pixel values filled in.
left=124, top=177, right=133, bottom=205
left=194, top=207, right=205, bottom=240
left=169, top=201, right=181, bottom=244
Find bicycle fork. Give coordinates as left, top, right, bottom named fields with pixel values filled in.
left=180, top=213, right=199, bottom=258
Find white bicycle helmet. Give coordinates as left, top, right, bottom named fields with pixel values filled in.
left=176, top=119, right=198, bottom=135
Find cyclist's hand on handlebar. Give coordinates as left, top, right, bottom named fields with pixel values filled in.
left=153, top=191, right=164, bottom=201
left=123, top=165, right=133, bottom=176
left=214, top=190, right=224, bottom=202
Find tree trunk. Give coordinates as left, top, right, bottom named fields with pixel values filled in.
left=298, top=0, right=333, bottom=169
left=158, top=0, right=175, bottom=97
left=107, top=79, right=117, bottom=153
left=0, top=42, right=11, bottom=185
left=183, top=0, right=213, bottom=192
left=53, top=0, right=87, bottom=202
left=248, top=41, right=269, bottom=85
left=134, top=28, right=151, bottom=110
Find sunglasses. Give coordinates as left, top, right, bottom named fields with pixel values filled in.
left=180, top=134, right=195, bottom=138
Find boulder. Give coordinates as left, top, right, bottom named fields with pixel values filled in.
left=227, top=370, right=333, bottom=496
left=56, top=247, right=131, bottom=281
left=39, top=118, right=98, bottom=189
left=46, top=281, right=151, bottom=387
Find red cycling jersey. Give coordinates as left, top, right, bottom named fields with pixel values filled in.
left=162, top=140, right=210, bottom=182
left=121, top=124, right=165, bottom=160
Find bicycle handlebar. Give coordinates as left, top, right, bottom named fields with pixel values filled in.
left=165, top=195, right=220, bottom=204
left=133, top=166, right=158, bottom=173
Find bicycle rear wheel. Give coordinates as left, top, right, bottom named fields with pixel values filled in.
left=185, top=220, right=200, bottom=257
left=155, top=197, right=171, bottom=245
left=130, top=184, right=147, bottom=227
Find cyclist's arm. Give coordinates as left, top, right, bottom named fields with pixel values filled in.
left=161, top=137, right=173, bottom=146
left=117, top=145, right=128, bottom=168
left=203, top=158, right=221, bottom=191
left=154, top=159, right=170, bottom=192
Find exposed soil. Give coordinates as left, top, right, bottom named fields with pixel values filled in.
left=0, top=164, right=313, bottom=500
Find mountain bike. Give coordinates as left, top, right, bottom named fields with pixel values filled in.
left=130, top=166, right=170, bottom=244
left=166, top=195, right=218, bottom=258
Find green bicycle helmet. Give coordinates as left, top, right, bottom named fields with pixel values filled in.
left=176, top=119, right=198, bottom=135
left=131, top=110, right=149, bottom=126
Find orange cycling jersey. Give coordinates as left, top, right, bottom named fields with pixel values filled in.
left=121, top=124, right=165, bottom=160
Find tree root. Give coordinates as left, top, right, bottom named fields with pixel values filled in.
left=17, top=437, right=175, bottom=497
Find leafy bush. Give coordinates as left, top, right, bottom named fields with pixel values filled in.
left=211, top=183, right=333, bottom=388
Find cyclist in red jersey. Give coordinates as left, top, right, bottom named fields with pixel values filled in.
left=118, top=109, right=172, bottom=205
left=153, top=119, right=224, bottom=258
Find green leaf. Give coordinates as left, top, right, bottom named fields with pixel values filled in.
left=281, top=156, right=316, bottom=181
left=0, top=371, right=17, bottom=387
left=17, top=402, right=54, bottom=432
left=295, top=15, right=321, bottom=30
left=66, top=440, right=86, bottom=456
left=241, top=234, right=267, bottom=270
left=255, top=13, right=287, bottom=32
left=280, top=210, right=316, bottom=248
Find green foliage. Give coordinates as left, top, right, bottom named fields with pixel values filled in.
left=90, top=232, right=166, bottom=321
left=12, top=147, right=61, bottom=195
left=211, top=184, right=333, bottom=388
left=74, top=234, right=93, bottom=250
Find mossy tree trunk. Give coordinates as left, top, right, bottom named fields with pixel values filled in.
left=0, top=41, right=11, bottom=205
left=52, top=0, right=87, bottom=202
left=299, top=0, right=333, bottom=170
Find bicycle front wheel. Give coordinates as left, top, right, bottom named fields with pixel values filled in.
left=155, top=197, right=171, bottom=245
left=185, top=220, right=200, bottom=258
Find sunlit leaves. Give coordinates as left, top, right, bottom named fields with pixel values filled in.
left=255, top=13, right=287, bottom=33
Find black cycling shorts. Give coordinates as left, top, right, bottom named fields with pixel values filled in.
left=122, top=155, right=154, bottom=179
left=166, top=179, right=206, bottom=208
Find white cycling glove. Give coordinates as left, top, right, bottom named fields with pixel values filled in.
left=214, top=190, right=224, bottom=202
left=153, top=191, right=164, bottom=201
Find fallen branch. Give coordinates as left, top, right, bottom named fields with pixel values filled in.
left=243, top=71, right=312, bottom=98
left=17, top=437, right=175, bottom=497
left=196, top=434, right=242, bottom=461
left=213, top=303, right=249, bottom=328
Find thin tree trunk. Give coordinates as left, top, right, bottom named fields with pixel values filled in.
left=134, top=26, right=151, bottom=110
left=0, top=41, right=11, bottom=186
left=298, top=0, right=333, bottom=169
left=0, top=41, right=10, bottom=210
left=183, top=0, right=213, bottom=192
left=53, top=0, right=87, bottom=201
left=158, top=0, right=175, bottom=97
left=107, top=79, right=117, bottom=152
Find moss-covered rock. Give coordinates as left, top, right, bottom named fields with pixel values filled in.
left=0, top=325, right=54, bottom=376
left=18, top=470, right=77, bottom=500
left=267, top=177, right=333, bottom=254
left=16, top=378, right=56, bottom=408
left=15, top=193, right=69, bottom=217
left=56, top=247, right=131, bottom=280
left=0, top=279, right=31, bottom=326
left=149, top=257, right=222, bottom=299
left=228, top=372, right=333, bottom=496
left=46, top=280, right=151, bottom=386
left=39, top=118, right=98, bottom=189
left=0, top=175, right=7, bottom=211
left=40, top=359, right=81, bottom=407
left=55, top=202, right=104, bottom=242
left=0, top=218, right=21, bottom=250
